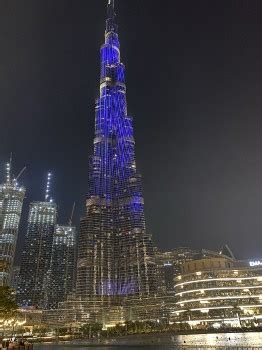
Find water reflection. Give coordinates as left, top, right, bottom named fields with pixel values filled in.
left=34, top=332, right=262, bottom=349
left=176, top=332, right=262, bottom=346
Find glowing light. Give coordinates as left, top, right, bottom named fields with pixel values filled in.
left=176, top=294, right=262, bottom=305
left=175, top=276, right=262, bottom=288
left=250, top=260, right=262, bottom=267
left=175, top=285, right=262, bottom=296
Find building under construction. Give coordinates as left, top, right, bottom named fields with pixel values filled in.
left=17, top=173, right=57, bottom=307
left=17, top=200, right=57, bottom=308
left=0, top=162, right=25, bottom=286
left=46, top=224, right=76, bottom=309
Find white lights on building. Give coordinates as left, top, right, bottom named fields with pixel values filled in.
left=0, top=163, right=26, bottom=286
left=250, top=260, right=262, bottom=267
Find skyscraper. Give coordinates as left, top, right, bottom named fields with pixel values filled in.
left=76, top=0, right=156, bottom=299
left=18, top=174, right=57, bottom=308
left=0, top=162, right=25, bottom=286
left=46, top=225, right=76, bottom=309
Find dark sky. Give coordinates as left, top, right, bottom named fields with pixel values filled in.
left=1, top=0, right=262, bottom=261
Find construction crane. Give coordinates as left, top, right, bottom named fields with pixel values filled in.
left=68, top=202, right=76, bottom=227
left=14, top=167, right=26, bottom=182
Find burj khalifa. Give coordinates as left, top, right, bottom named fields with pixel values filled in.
left=76, top=0, right=156, bottom=299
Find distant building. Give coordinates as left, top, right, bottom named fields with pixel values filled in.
left=155, top=247, right=232, bottom=295
left=46, top=225, right=76, bottom=309
left=155, top=248, right=200, bottom=294
left=11, top=265, right=21, bottom=290
left=173, top=257, right=262, bottom=329
left=18, top=201, right=57, bottom=308
left=0, top=162, right=25, bottom=286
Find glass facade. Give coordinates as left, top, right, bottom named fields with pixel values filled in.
left=17, top=201, right=57, bottom=308
left=173, top=257, right=262, bottom=329
left=76, top=0, right=156, bottom=299
left=46, top=225, right=76, bottom=309
left=156, top=248, right=201, bottom=295
left=0, top=162, right=25, bottom=286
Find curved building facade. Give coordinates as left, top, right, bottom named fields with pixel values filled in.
left=173, top=257, right=262, bottom=329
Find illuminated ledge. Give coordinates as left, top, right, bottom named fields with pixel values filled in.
left=174, top=304, right=262, bottom=314
left=176, top=285, right=262, bottom=296
left=177, top=294, right=262, bottom=305
left=174, top=315, right=262, bottom=324
left=175, top=276, right=262, bottom=288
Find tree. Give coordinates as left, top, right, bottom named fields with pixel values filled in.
left=80, top=323, right=102, bottom=338
left=0, top=286, right=19, bottom=321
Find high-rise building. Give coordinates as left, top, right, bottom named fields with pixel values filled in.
left=18, top=173, right=57, bottom=308
left=46, top=225, right=76, bottom=309
left=11, top=265, right=21, bottom=290
left=0, top=162, right=25, bottom=286
left=156, top=248, right=201, bottom=295
left=76, top=0, right=156, bottom=299
left=43, top=1, right=160, bottom=326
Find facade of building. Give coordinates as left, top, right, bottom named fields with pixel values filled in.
left=76, top=0, right=156, bottom=299
left=155, top=247, right=233, bottom=295
left=17, top=201, right=57, bottom=308
left=0, top=162, right=25, bottom=286
left=11, top=265, right=21, bottom=290
left=46, top=225, right=76, bottom=309
left=173, top=257, right=262, bottom=329
left=156, top=248, right=201, bottom=294
left=44, top=0, right=159, bottom=326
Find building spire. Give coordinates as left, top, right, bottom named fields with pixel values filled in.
left=45, top=172, right=52, bottom=202
left=106, top=0, right=117, bottom=33
left=5, top=153, right=13, bottom=184
left=107, top=0, right=115, bottom=18
left=6, top=162, right=11, bottom=184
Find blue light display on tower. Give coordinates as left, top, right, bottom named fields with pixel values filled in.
left=76, top=0, right=156, bottom=298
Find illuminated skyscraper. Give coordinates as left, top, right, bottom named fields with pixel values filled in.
left=46, top=225, right=76, bottom=309
left=18, top=173, right=57, bottom=308
left=0, top=162, right=25, bottom=286
left=76, top=0, right=156, bottom=298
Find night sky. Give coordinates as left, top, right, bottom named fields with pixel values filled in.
left=1, top=0, right=262, bottom=261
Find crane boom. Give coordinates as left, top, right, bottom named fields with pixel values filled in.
left=15, top=167, right=26, bottom=182
left=69, top=202, right=76, bottom=226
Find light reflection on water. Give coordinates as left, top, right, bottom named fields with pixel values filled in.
left=34, top=332, right=262, bottom=349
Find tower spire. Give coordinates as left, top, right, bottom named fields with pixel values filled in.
left=106, top=0, right=117, bottom=33
left=6, top=153, right=12, bottom=184
left=45, top=172, right=52, bottom=202
left=107, top=0, right=115, bottom=17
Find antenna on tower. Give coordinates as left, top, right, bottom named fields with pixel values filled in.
left=68, top=202, right=76, bottom=227
left=107, top=0, right=115, bottom=18
left=45, top=172, right=52, bottom=202
left=5, top=152, right=13, bottom=184
left=6, top=162, right=11, bottom=184
left=106, top=0, right=117, bottom=33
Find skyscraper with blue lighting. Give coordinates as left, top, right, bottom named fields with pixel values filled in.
left=76, top=0, right=156, bottom=299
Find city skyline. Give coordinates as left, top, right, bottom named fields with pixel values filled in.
left=1, top=0, right=262, bottom=259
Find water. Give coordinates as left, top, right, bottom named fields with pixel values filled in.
left=33, top=332, right=262, bottom=349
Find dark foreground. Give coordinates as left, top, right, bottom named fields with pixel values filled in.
left=34, top=332, right=262, bottom=349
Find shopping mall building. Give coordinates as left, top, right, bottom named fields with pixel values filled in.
left=172, top=256, right=262, bottom=329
